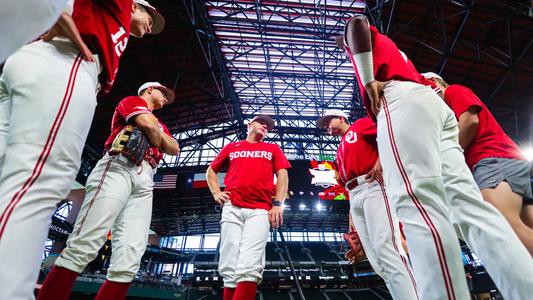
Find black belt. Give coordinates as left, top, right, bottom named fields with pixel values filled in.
left=345, top=175, right=367, bottom=191
left=105, top=151, right=157, bottom=169
left=346, top=179, right=359, bottom=190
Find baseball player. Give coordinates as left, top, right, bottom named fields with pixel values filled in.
left=0, top=1, right=166, bottom=299
left=0, top=0, right=68, bottom=63
left=37, top=82, right=179, bottom=300
left=339, top=15, right=533, bottom=299
left=206, top=115, right=291, bottom=300
left=422, top=72, right=533, bottom=255
left=317, top=111, right=418, bottom=300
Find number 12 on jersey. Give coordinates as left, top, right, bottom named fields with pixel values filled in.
left=111, top=26, right=129, bottom=57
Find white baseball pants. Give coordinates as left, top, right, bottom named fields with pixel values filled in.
left=348, top=176, right=418, bottom=300
left=55, top=153, right=155, bottom=282
left=377, top=81, right=533, bottom=300
left=0, top=0, right=67, bottom=63
left=0, top=39, right=101, bottom=300
left=218, top=202, right=270, bottom=288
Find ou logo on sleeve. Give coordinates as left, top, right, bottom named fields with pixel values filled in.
left=345, top=130, right=358, bottom=144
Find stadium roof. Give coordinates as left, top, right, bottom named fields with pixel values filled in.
left=75, top=0, right=532, bottom=235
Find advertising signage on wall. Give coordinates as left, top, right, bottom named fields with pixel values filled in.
left=174, top=160, right=349, bottom=201
left=287, top=160, right=348, bottom=201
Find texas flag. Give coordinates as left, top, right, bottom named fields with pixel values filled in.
left=185, top=172, right=226, bottom=188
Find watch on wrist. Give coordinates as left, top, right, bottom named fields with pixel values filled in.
left=272, top=200, right=283, bottom=207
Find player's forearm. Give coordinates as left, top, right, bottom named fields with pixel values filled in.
left=140, top=125, right=163, bottom=148
left=345, top=15, right=374, bottom=85
left=160, top=134, right=180, bottom=156
left=458, top=121, right=477, bottom=150
left=458, top=112, right=479, bottom=149
left=135, top=114, right=163, bottom=147
left=274, top=169, right=289, bottom=202
left=374, top=158, right=382, bottom=172
left=348, top=213, right=356, bottom=232
left=206, top=167, right=222, bottom=195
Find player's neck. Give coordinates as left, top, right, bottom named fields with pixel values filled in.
left=339, top=123, right=350, bottom=135
left=139, top=95, right=155, bottom=110
left=246, top=133, right=264, bottom=143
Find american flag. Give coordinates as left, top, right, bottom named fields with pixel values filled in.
left=153, top=174, right=177, bottom=190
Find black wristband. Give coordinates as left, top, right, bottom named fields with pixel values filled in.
left=272, top=200, right=283, bottom=207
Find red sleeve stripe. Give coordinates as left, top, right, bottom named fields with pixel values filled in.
left=125, top=110, right=152, bottom=122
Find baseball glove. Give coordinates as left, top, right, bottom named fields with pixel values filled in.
left=109, top=125, right=150, bottom=166
left=344, top=231, right=366, bottom=264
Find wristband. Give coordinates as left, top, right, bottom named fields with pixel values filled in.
left=272, top=200, right=283, bottom=207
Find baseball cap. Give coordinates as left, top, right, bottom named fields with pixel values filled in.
left=251, top=115, right=275, bottom=131
left=134, top=0, right=165, bottom=34
left=421, top=72, right=443, bottom=81
left=138, top=82, right=176, bottom=104
left=316, top=109, right=349, bottom=128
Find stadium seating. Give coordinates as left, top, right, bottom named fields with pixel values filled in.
left=345, top=289, right=392, bottom=300
left=193, top=252, right=216, bottom=262
left=262, top=289, right=292, bottom=300
left=323, top=290, right=350, bottom=299
left=265, top=242, right=283, bottom=261
left=305, top=242, right=342, bottom=262
left=288, top=242, right=314, bottom=261
left=302, top=289, right=327, bottom=300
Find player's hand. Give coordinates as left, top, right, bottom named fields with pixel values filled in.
left=269, top=206, right=283, bottom=228
left=365, top=159, right=383, bottom=183
left=213, top=191, right=231, bottom=206
left=42, top=12, right=95, bottom=62
left=365, top=80, right=391, bottom=115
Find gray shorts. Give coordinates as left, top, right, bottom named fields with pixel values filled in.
left=473, top=157, right=533, bottom=205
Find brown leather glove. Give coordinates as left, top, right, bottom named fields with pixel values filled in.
left=344, top=231, right=366, bottom=264
left=110, top=125, right=150, bottom=166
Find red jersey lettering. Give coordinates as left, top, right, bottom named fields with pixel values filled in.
left=72, top=0, right=133, bottom=94
left=229, top=151, right=273, bottom=160
left=443, top=85, right=526, bottom=169
left=111, top=26, right=129, bottom=57
left=336, top=117, right=379, bottom=185
left=210, top=141, right=291, bottom=210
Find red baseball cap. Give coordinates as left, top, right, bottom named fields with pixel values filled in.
left=251, top=115, right=275, bottom=131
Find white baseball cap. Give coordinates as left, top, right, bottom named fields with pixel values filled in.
left=421, top=72, right=443, bottom=81
left=316, top=109, right=349, bottom=128
left=134, top=0, right=166, bottom=35
left=138, top=82, right=176, bottom=104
